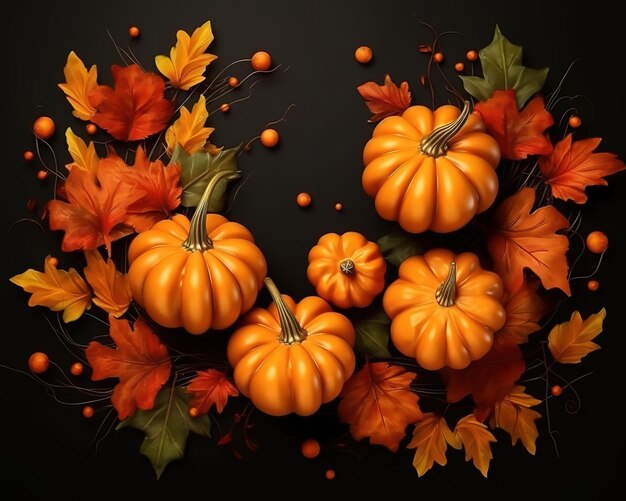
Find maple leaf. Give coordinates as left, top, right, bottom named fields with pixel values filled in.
left=86, top=316, right=172, bottom=419
left=155, top=20, right=218, bottom=90
left=475, top=90, right=553, bottom=160
left=454, top=414, right=497, bottom=477
left=357, top=74, right=411, bottom=122
left=488, top=188, right=570, bottom=296
left=165, top=95, right=214, bottom=156
left=443, top=339, right=525, bottom=421
left=186, top=369, right=239, bottom=415
left=83, top=250, right=131, bottom=318
left=548, top=309, right=605, bottom=364
left=539, top=134, right=626, bottom=204
left=407, top=413, right=461, bottom=477
left=489, top=385, right=541, bottom=455
left=10, top=255, right=92, bottom=323
left=497, top=278, right=547, bottom=344
left=88, top=64, right=173, bottom=142
left=65, top=128, right=99, bottom=181
left=338, top=361, right=422, bottom=452
left=58, top=51, right=98, bottom=120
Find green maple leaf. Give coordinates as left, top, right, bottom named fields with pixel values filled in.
left=117, top=386, right=211, bottom=479
left=172, top=144, right=241, bottom=209
left=460, top=25, right=549, bottom=108
left=354, top=310, right=391, bottom=358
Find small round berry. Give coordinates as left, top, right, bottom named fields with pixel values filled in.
left=128, top=26, right=140, bottom=38
left=33, top=116, right=55, bottom=139
left=228, top=76, right=239, bottom=87
left=48, top=257, right=59, bottom=267
left=260, top=128, right=279, bottom=148
left=251, top=51, right=272, bottom=71
left=325, top=469, right=336, bottom=480
left=219, top=103, right=230, bottom=113
left=586, top=231, right=608, bottom=254
left=82, top=406, right=94, bottom=418
left=587, top=280, right=599, bottom=291
left=70, top=362, right=84, bottom=376
left=334, top=203, right=343, bottom=212
left=454, top=62, right=465, bottom=72
left=551, top=385, right=563, bottom=397
left=29, top=352, right=49, bottom=374
left=301, top=439, right=321, bottom=459
left=85, top=123, right=97, bottom=135
left=296, top=192, right=312, bottom=208
left=355, top=46, right=373, bottom=64
left=466, top=50, right=478, bottom=61
left=36, top=170, right=49, bottom=181
left=568, top=115, right=582, bottom=128
left=23, top=150, right=35, bottom=162
left=433, top=52, right=444, bottom=63
left=188, top=407, right=199, bottom=418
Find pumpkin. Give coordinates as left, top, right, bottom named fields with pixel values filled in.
left=307, top=231, right=386, bottom=308
left=127, top=171, right=267, bottom=334
left=227, top=277, right=356, bottom=416
left=383, top=249, right=505, bottom=370
left=362, top=101, right=500, bottom=233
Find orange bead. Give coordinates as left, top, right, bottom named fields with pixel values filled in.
left=70, top=362, right=84, bottom=376
left=128, top=26, right=140, bottom=38
left=188, top=407, right=199, bottom=418
left=466, top=50, right=478, bottom=61
left=587, top=280, right=599, bottom=291
left=260, top=128, right=279, bottom=148
left=301, top=439, right=321, bottom=459
left=85, top=123, right=97, bottom=135
left=355, top=46, right=373, bottom=64
left=334, top=203, right=343, bottom=212
left=568, top=115, right=582, bottom=128
left=33, top=116, right=55, bottom=139
left=586, top=231, right=608, bottom=254
left=228, top=76, right=239, bottom=88
left=28, top=352, right=49, bottom=374
left=251, top=51, right=272, bottom=71
left=433, top=52, right=444, bottom=63
left=454, top=62, right=465, bottom=72
left=36, top=170, right=48, bottom=181
left=23, top=150, right=35, bottom=162
left=219, top=103, right=230, bottom=113
left=49, top=257, right=59, bottom=267
left=296, top=192, right=312, bottom=208
left=325, top=469, right=336, bottom=480
left=551, top=385, right=563, bottom=397
left=82, top=406, right=94, bottom=418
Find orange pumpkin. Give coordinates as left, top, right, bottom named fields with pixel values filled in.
left=128, top=171, right=267, bottom=334
left=227, top=277, right=356, bottom=416
left=307, top=231, right=386, bottom=309
left=383, top=249, right=505, bottom=370
left=362, top=101, right=500, bottom=233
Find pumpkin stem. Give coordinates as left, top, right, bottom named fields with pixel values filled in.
left=182, top=170, right=241, bottom=252
left=420, top=100, right=471, bottom=158
left=435, top=261, right=457, bottom=307
left=264, top=277, right=307, bottom=344
left=339, top=259, right=355, bottom=275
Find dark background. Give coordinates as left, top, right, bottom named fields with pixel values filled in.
left=2, top=0, right=623, bottom=497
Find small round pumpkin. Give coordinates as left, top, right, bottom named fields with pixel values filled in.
left=307, top=231, right=386, bottom=309
left=128, top=171, right=267, bottom=334
left=227, top=277, right=356, bottom=416
left=362, top=101, right=500, bottom=233
left=383, top=249, right=505, bottom=370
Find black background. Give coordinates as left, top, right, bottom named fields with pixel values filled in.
left=2, top=0, right=624, bottom=497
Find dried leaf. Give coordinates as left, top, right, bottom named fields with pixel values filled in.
left=354, top=310, right=391, bottom=358
left=497, top=279, right=547, bottom=344
left=65, top=128, right=99, bottom=181
left=187, top=369, right=239, bottom=415
left=548, top=309, right=605, bottom=364
left=454, top=414, right=497, bottom=477
left=58, top=51, right=98, bottom=120
left=83, top=250, right=131, bottom=318
left=165, top=95, right=214, bottom=156
left=407, top=413, right=461, bottom=477
left=357, top=74, right=411, bottom=122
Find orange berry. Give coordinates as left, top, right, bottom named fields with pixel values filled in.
left=433, top=52, right=444, bottom=63
left=82, top=406, right=94, bottom=418
left=33, top=116, right=55, bottom=139
left=228, top=76, right=239, bottom=87
left=260, top=128, right=279, bottom=148
left=296, top=192, right=312, bottom=208
left=128, top=26, right=140, bottom=38
left=188, top=407, right=199, bottom=418
left=587, top=280, right=599, bottom=291
left=454, top=62, right=465, bottom=72
left=568, top=115, right=582, bottom=128
left=586, top=231, right=608, bottom=254
left=219, top=103, right=230, bottom=113
left=251, top=51, right=272, bottom=71
left=85, top=123, right=97, bottom=135
left=70, top=362, right=84, bottom=376
left=551, top=385, right=563, bottom=397
left=466, top=50, right=478, bottom=61
left=23, top=150, right=35, bottom=162
left=36, top=170, right=48, bottom=181
left=325, top=469, right=336, bottom=480
left=301, top=439, right=321, bottom=459
left=29, top=352, right=50, bottom=374
left=334, top=202, right=343, bottom=212
left=49, top=257, right=59, bottom=267
left=355, top=46, right=373, bottom=64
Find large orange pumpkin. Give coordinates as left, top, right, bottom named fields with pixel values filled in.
left=227, top=277, right=356, bottom=416
left=383, top=249, right=505, bottom=370
left=127, top=171, right=267, bottom=334
left=362, top=101, right=500, bottom=233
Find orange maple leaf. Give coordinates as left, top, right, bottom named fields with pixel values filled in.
left=475, top=90, right=553, bottom=160
left=187, top=369, right=239, bottom=415
left=65, top=128, right=99, bottom=181
left=58, top=51, right=98, bottom=121
left=539, top=134, right=626, bottom=204
left=88, top=65, right=173, bottom=142
left=454, top=414, right=497, bottom=477
left=489, top=385, right=541, bottom=455
left=407, top=413, right=460, bottom=477
left=357, top=74, right=411, bottom=122
left=86, top=316, right=172, bottom=419
left=338, top=361, right=422, bottom=452
left=10, top=255, right=92, bottom=323
left=488, top=187, right=571, bottom=296
left=497, top=278, right=547, bottom=344
left=165, top=95, right=214, bottom=155
left=548, top=308, right=605, bottom=364
left=83, top=250, right=131, bottom=318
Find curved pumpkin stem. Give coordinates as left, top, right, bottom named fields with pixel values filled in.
left=339, top=259, right=355, bottom=275
left=435, top=261, right=457, bottom=307
left=420, top=100, right=471, bottom=158
left=264, top=277, right=307, bottom=344
left=182, top=170, right=241, bottom=252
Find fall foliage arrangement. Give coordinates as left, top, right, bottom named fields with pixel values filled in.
left=9, top=20, right=623, bottom=480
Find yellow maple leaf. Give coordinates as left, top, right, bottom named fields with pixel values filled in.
left=490, top=385, right=541, bottom=455
left=407, top=413, right=460, bottom=477
left=165, top=95, right=214, bottom=155
left=58, top=51, right=98, bottom=121
left=83, top=251, right=132, bottom=318
left=65, top=128, right=99, bottom=181
left=10, top=256, right=92, bottom=322
left=155, top=20, right=218, bottom=90
left=454, top=414, right=497, bottom=477
left=548, top=309, right=605, bottom=364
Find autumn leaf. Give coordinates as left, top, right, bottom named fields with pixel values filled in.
left=10, top=255, right=91, bottom=323
left=548, top=309, right=605, bottom=364
left=86, top=316, right=172, bottom=419
left=539, top=134, right=626, bottom=204
left=354, top=310, right=391, bottom=358
left=338, top=361, right=422, bottom=452
left=187, top=369, right=239, bottom=415
left=357, top=74, right=411, bottom=122
left=165, top=95, right=214, bottom=156
left=83, top=250, right=131, bottom=318
left=490, top=385, right=541, bottom=455
left=407, top=413, right=460, bottom=477
left=88, top=64, right=173, bottom=141
left=376, top=227, right=435, bottom=268
left=475, top=90, right=553, bottom=160
left=454, top=414, right=497, bottom=477
left=155, top=20, right=218, bottom=91
left=488, top=188, right=571, bottom=296
left=497, top=279, right=547, bottom=344
left=65, top=128, right=99, bottom=181
left=58, top=51, right=97, bottom=120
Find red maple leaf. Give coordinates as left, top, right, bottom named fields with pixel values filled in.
left=187, top=369, right=239, bottom=415
left=88, top=64, right=173, bottom=141
left=475, top=90, right=553, bottom=160
left=357, top=74, right=411, bottom=122
left=539, top=133, right=626, bottom=204
left=86, top=316, right=171, bottom=419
